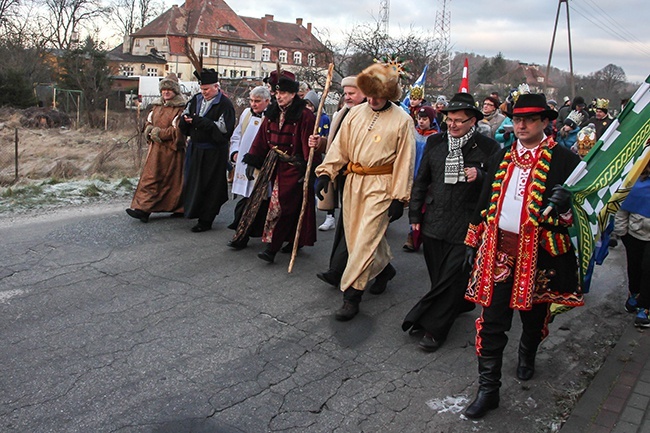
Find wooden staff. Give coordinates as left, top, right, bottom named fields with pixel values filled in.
left=288, top=63, right=335, bottom=273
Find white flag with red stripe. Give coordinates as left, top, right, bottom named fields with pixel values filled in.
left=458, top=58, right=469, bottom=93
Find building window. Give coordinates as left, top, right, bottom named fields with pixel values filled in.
left=134, top=39, right=140, bottom=47
left=261, top=48, right=271, bottom=62
left=146, top=68, right=158, bottom=77
left=307, top=53, right=316, bottom=66
left=230, top=70, right=237, bottom=78
left=219, top=24, right=237, bottom=32
left=200, top=41, right=208, bottom=56
left=148, top=39, right=154, bottom=46
left=293, top=51, right=302, bottom=65
left=162, top=38, right=168, bottom=46
left=278, top=50, right=287, bottom=63
left=211, top=42, right=253, bottom=59
left=122, top=65, right=134, bottom=76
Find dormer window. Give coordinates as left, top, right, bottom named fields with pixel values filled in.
left=219, top=24, right=237, bottom=32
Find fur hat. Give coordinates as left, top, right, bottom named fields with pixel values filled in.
left=304, top=90, right=320, bottom=109
left=198, top=68, right=218, bottom=85
left=266, top=70, right=296, bottom=89
left=506, top=93, right=558, bottom=121
left=356, top=63, right=402, bottom=101
left=441, top=92, right=484, bottom=120
left=159, top=73, right=181, bottom=95
left=340, top=76, right=358, bottom=88
left=436, top=95, right=448, bottom=106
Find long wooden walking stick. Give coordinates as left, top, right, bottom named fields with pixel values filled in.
left=288, top=63, right=335, bottom=273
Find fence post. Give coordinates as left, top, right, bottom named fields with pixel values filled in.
left=104, top=98, right=109, bottom=131
left=14, top=128, right=18, bottom=183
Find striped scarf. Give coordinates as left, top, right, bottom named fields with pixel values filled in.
left=444, top=126, right=476, bottom=184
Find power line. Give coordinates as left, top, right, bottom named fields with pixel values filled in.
left=570, top=0, right=650, bottom=58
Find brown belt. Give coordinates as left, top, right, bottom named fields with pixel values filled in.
left=343, top=161, right=393, bottom=176
left=497, top=229, right=519, bottom=257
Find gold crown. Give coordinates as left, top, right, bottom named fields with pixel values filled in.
left=410, top=84, right=424, bottom=99
left=511, top=83, right=530, bottom=104
left=595, top=98, right=609, bottom=110
left=373, top=55, right=412, bottom=81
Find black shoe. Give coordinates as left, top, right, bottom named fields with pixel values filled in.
left=465, top=390, right=499, bottom=419
left=368, top=263, right=396, bottom=295
left=418, top=333, right=441, bottom=352
left=316, top=270, right=341, bottom=287
left=170, top=212, right=184, bottom=218
left=516, top=362, right=535, bottom=381
left=126, top=208, right=149, bottom=223
left=280, top=243, right=302, bottom=254
left=257, top=249, right=276, bottom=263
left=408, top=324, right=425, bottom=336
left=335, top=300, right=359, bottom=321
left=191, top=223, right=211, bottom=233
left=227, top=238, right=248, bottom=250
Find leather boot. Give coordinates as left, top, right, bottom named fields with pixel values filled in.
left=368, top=263, right=396, bottom=295
left=516, top=338, right=539, bottom=381
left=465, top=356, right=502, bottom=419
left=335, top=288, right=363, bottom=321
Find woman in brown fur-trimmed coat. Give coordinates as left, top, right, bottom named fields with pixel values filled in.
left=126, top=74, right=187, bottom=223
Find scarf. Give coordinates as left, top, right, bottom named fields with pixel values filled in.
left=445, top=125, right=476, bottom=184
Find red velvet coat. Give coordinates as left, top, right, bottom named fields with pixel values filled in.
left=246, top=97, right=319, bottom=247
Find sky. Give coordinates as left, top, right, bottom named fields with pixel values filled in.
left=177, top=0, right=650, bottom=84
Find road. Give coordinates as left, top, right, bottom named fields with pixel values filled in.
left=0, top=199, right=630, bottom=433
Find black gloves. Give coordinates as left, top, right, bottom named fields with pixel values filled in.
left=464, top=247, right=477, bottom=272
left=315, top=175, right=330, bottom=200
left=245, top=164, right=256, bottom=181
left=548, top=184, right=572, bottom=214
left=388, top=199, right=404, bottom=223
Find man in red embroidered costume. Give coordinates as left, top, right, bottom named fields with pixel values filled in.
left=463, top=93, right=583, bottom=419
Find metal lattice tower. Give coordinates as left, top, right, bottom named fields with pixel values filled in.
left=434, top=0, right=451, bottom=82
left=379, top=0, right=390, bottom=37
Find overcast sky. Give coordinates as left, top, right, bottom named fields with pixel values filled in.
left=201, top=0, right=650, bottom=84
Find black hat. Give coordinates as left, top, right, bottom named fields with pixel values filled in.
left=440, top=93, right=484, bottom=120
left=198, top=68, right=219, bottom=85
left=266, top=70, right=298, bottom=93
left=506, top=93, right=558, bottom=120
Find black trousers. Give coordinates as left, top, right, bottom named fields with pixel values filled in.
left=621, top=233, right=650, bottom=308
left=402, top=237, right=470, bottom=341
left=475, top=280, right=551, bottom=358
left=328, top=175, right=348, bottom=278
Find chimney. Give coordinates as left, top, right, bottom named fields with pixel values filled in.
left=123, top=35, right=131, bottom=54
left=296, top=18, right=303, bottom=26
left=264, top=14, right=274, bottom=20
left=307, top=22, right=312, bottom=34
left=262, top=14, right=273, bottom=36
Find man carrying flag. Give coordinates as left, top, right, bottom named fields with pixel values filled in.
left=462, top=91, right=583, bottom=419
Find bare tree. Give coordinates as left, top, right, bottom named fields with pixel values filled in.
left=593, top=63, right=627, bottom=95
left=110, top=0, right=162, bottom=39
left=44, top=0, right=110, bottom=49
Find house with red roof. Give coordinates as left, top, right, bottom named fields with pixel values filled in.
left=108, top=0, right=330, bottom=84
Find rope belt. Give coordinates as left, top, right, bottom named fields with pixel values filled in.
left=344, top=162, right=393, bottom=176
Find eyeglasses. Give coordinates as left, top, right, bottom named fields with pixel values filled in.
left=512, top=116, right=541, bottom=124
left=446, top=117, right=474, bottom=126
left=483, top=102, right=495, bottom=107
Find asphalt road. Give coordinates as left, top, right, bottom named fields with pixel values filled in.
left=0, top=199, right=630, bottom=433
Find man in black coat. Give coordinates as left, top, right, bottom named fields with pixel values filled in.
left=180, top=69, right=236, bottom=232
left=401, top=93, right=499, bottom=352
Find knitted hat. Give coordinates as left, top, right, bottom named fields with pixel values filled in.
left=159, top=73, right=181, bottom=95
left=340, top=76, right=358, bottom=88
left=416, top=106, right=436, bottom=124
left=304, top=90, right=320, bottom=110
left=436, top=95, right=448, bottom=106
left=356, top=63, right=402, bottom=101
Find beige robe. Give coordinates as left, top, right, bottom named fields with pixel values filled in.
left=315, top=102, right=415, bottom=291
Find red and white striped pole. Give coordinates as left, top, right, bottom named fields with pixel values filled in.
left=458, top=58, right=469, bottom=93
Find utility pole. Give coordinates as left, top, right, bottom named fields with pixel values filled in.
left=545, top=0, right=575, bottom=98
left=434, top=0, right=452, bottom=86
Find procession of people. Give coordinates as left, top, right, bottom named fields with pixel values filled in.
left=125, top=58, right=634, bottom=419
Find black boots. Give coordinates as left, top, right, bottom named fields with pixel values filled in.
left=368, top=263, right=396, bottom=295
left=126, top=208, right=150, bottom=223
left=465, top=356, right=502, bottom=419
left=516, top=339, right=538, bottom=381
left=335, top=288, right=363, bottom=321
